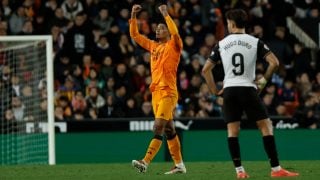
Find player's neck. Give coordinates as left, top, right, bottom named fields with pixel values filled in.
left=232, top=28, right=245, bottom=34
left=158, top=36, right=170, bottom=43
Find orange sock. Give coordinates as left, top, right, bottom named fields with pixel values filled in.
left=167, top=134, right=183, bottom=165
left=143, top=138, right=162, bottom=164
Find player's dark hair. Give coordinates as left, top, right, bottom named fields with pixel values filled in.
left=225, top=9, right=248, bottom=28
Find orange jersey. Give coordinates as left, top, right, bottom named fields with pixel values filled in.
left=129, top=16, right=183, bottom=93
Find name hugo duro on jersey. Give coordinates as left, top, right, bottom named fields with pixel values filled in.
left=223, top=40, right=252, bottom=51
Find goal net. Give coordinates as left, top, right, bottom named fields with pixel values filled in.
left=0, top=36, right=55, bottom=165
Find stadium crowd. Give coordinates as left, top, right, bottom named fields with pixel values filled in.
left=0, top=0, right=319, bottom=129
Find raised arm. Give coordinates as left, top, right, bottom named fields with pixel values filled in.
left=129, top=4, right=154, bottom=51
left=158, top=4, right=182, bottom=50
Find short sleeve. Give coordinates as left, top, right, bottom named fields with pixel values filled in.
left=257, top=40, right=271, bottom=59
left=208, top=44, right=221, bottom=63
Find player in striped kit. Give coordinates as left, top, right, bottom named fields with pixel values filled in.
left=202, top=9, right=299, bottom=179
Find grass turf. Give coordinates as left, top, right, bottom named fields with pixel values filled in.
left=0, top=161, right=319, bottom=180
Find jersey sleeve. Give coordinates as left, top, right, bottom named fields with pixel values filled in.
left=208, top=44, right=221, bottom=63
left=257, top=40, right=271, bottom=59
left=165, top=15, right=183, bottom=51
left=129, top=18, right=155, bottom=51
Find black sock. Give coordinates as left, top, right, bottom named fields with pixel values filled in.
left=263, top=135, right=280, bottom=167
left=228, top=137, right=241, bottom=167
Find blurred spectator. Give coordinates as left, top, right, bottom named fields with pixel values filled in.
left=85, top=87, right=105, bottom=114
left=115, top=33, right=134, bottom=63
left=182, top=35, right=197, bottom=61
left=275, top=103, right=290, bottom=117
left=70, top=64, right=84, bottom=90
left=132, top=64, right=148, bottom=95
left=203, top=33, right=217, bottom=50
left=71, top=90, right=87, bottom=113
left=277, top=79, right=299, bottom=116
left=214, top=96, right=223, bottom=117
left=40, top=99, right=47, bottom=115
left=61, top=0, right=84, bottom=21
left=136, top=9, right=150, bottom=36
left=178, top=70, right=190, bottom=101
left=63, top=12, right=94, bottom=64
left=51, top=25, right=65, bottom=54
left=294, top=95, right=319, bottom=129
left=57, top=76, right=77, bottom=101
left=100, top=56, right=114, bottom=80
left=92, top=7, right=113, bottom=35
left=18, top=20, right=34, bottom=35
left=73, top=110, right=85, bottom=120
left=196, top=98, right=212, bottom=118
left=11, top=75, right=21, bottom=97
left=43, top=0, right=59, bottom=23
left=168, top=0, right=182, bottom=18
left=102, top=93, right=115, bottom=118
left=112, top=84, right=127, bottom=117
left=48, top=7, right=71, bottom=33
left=117, top=8, right=130, bottom=33
left=105, top=76, right=115, bottom=95
left=33, top=12, right=49, bottom=35
left=267, top=26, right=293, bottom=73
left=125, top=98, right=141, bottom=117
left=21, top=85, right=35, bottom=121
left=250, top=23, right=265, bottom=40
left=9, top=6, right=26, bottom=35
left=1, top=0, right=12, bottom=20
left=54, top=106, right=66, bottom=121
left=11, top=96, right=25, bottom=121
left=54, top=52, right=72, bottom=84
left=92, top=35, right=113, bottom=63
left=292, top=42, right=313, bottom=77
left=185, top=55, right=203, bottom=80
left=87, top=107, right=98, bottom=120
left=140, top=101, right=153, bottom=117
left=187, top=74, right=203, bottom=101
left=0, top=21, right=8, bottom=35
left=56, top=95, right=72, bottom=118
left=82, top=53, right=98, bottom=79
left=296, top=72, right=313, bottom=100
left=312, top=72, right=320, bottom=92
left=262, top=83, right=280, bottom=112
left=22, top=0, right=35, bottom=20
left=263, top=93, right=277, bottom=115
left=4, top=108, right=15, bottom=121
left=84, top=67, right=105, bottom=91
left=83, top=0, right=99, bottom=18
left=190, top=22, right=206, bottom=48
left=113, top=63, right=133, bottom=94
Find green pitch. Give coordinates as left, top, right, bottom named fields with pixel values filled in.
left=0, top=161, right=319, bottom=180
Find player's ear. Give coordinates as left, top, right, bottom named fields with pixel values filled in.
left=231, top=21, right=236, bottom=29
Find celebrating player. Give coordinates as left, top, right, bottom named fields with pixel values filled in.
left=202, top=9, right=299, bottom=178
left=129, top=3, right=186, bottom=174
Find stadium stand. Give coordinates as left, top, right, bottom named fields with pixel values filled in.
left=0, top=0, right=319, bottom=129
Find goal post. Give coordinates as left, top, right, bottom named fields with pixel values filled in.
left=0, top=35, right=55, bottom=165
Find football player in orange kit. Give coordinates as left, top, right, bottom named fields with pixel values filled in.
left=129, top=3, right=186, bottom=174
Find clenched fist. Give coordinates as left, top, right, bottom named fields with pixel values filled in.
left=132, top=4, right=142, bottom=13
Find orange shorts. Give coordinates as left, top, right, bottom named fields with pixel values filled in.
left=152, top=89, right=178, bottom=120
